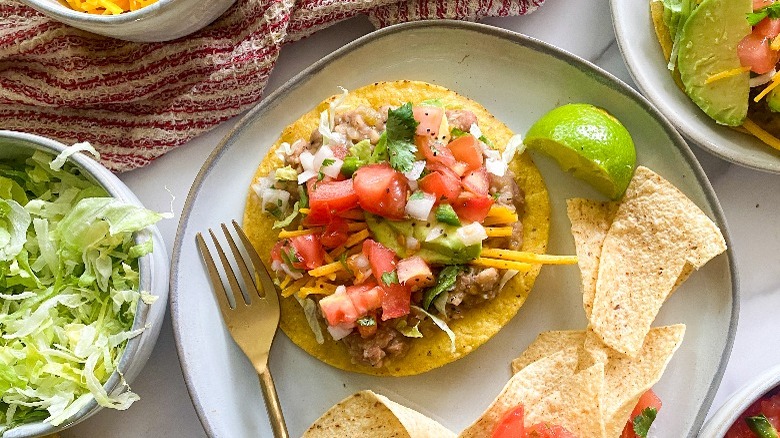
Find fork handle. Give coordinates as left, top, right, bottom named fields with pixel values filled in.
left=259, top=369, right=290, bottom=438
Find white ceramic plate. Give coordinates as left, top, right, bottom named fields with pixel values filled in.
left=170, top=21, right=738, bottom=438
left=611, top=0, right=780, bottom=173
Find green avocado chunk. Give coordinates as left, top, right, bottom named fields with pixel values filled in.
left=365, top=213, right=481, bottom=265
left=677, top=0, right=751, bottom=126
left=767, top=88, right=780, bottom=113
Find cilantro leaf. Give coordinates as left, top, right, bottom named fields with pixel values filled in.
left=272, top=201, right=299, bottom=229
left=748, top=3, right=780, bottom=26
left=632, top=407, right=657, bottom=438
left=385, top=103, right=419, bottom=173
left=381, top=271, right=399, bottom=286
left=422, top=265, right=464, bottom=310
left=357, top=315, right=376, bottom=327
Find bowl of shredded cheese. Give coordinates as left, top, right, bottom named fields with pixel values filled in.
left=20, top=0, right=235, bottom=42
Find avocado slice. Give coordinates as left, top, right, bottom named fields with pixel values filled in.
left=676, top=0, right=751, bottom=126
left=365, top=214, right=481, bottom=265
left=768, top=88, right=780, bottom=113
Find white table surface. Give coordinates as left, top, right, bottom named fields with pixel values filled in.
left=60, top=0, right=780, bottom=436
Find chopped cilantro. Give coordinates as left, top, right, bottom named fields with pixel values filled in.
left=632, top=407, right=657, bottom=438
left=381, top=271, right=399, bottom=286
left=422, top=265, right=464, bottom=310
left=748, top=3, right=780, bottom=26
left=384, top=103, right=419, bottom=173
left=272, top=201, right=299, bottom=229
left=321, top=158, right=335, bottom=168
left=435, top=204, right=461, bottom=226
left=280, top=246, right=302, bottom=272
left=339, top=252, right=352, bottom=275
left=267, top=205, right=284, bottom=220
left=317, top=171, right=325, bottom=182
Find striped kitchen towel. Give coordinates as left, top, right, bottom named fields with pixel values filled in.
left=0, top=0, right=544, bottom=172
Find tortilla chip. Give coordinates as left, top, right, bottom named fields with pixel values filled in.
left=459, top=347, right=579, bottom=438
left=510, top=325, right=685, bottom=438
left=242, top=81, right=551, bottom=376
left=566, top=199, right=619, bottom=319
left=303, top=390, right=455, bottom=438
left=524, top=362, right=606, bottom=438
left=511, top=330, right=586, bottom=373
left=650, top=0, right=673, bottom=62
left=590, top=166, right=725, bottom=356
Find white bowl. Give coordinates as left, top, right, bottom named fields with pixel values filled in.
left=700, top=364, right=780, bottom=437
left=0, top=131, right=169, bottom=438
left=19, top=0, right=235, bottom=42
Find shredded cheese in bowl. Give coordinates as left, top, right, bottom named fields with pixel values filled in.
left=64, top=0, right=158, bottom=15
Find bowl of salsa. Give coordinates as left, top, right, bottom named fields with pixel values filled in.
left=701, top=364, right=780, bottom=437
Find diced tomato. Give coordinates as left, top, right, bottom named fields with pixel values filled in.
left=320, top=217, right=349, bottom=249
left=621, top=389, right=663, bottom=438
left=270, top=241, right=285, bottom=265
left=413, top=106, right=444, bottom=138
left=492, top=405, right=526, bottom=438
left=738, top=31, right=780, bottom=74
left=289, top=234, right=324, bottom=270
left=396, top=256, right=435, bottom=290
left=756, top=17, right=780, bottom=38
left=308, top=179, right=359, bottom=225
left=414, top=135, right=466, bottom=176
left=451, top=193, right=493, bottom=223
left=462, top=167, right=490, bottom=196
left=319, top=289, right=359, bottom=326
left=448, top=134, right=484, bottom=172
left=419, top=170, right=462, bottom=203
left=346, top=283, right=383, bottom=315
left=526, top=423, right=577, bottom=438
left=352, top=163, right=408, bottom=220
left=362, top=239, right=411, bottom=320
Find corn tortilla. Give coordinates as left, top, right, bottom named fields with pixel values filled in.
left=302, top=390, right=455, bottom=438
left=590, top=166, right=724, bottom=357
left=242, top=81, right=550, bottom=376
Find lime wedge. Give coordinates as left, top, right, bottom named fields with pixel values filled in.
left=524, top=103, right=636, bottom=199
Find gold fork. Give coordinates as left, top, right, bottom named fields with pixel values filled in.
left=196, top=220, right=289, bottom=438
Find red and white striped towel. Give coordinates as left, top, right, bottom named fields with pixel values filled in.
left=0, top=0, right=544, bottom=172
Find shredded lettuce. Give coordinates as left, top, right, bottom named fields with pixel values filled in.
left=411, top=305, right=456, bottom=353
left=0, top=148, right=163, bottom=432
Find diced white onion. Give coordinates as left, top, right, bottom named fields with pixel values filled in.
left=327, top=323, right=354, bottom=341
left=275, top=142, right=292, bottom=161
left=313, top=145, right=335, bottom=170
left=319, top=110, right=347, bottom=146
left=271, top=260, right=283, bottom=272
left=251, top=177, right=274, bottom=198
left=353, top=253, right=370, bottom=269
left=280, top=263, right=303, bottom=280
left=261, top=189, right=290, bottom=213
left=469, top=123, right=483, bottom=139
left=300, top=151, right=315, bottom=172
left=503, top=134, right=524, bottom=163
left=408, top=179, right=418, bottom=191
left=425, top=225, right=445, bottom=242
left=751, top=69, right=777, bottom=87
left=405, top=192, right=436, bottom=221
left=485, top=158, right=508, bottom=177
left=406, top=236, right=420, bottom=252
left=456, top=222, right=487, bottom=246
left=403, top=160, right=427, bottom=181
left=320, top=157, right=343, bottom=178
left=297, top=170, right=318, bottom=184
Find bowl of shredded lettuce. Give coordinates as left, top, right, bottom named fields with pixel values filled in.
left=0, top=131, right=169, bottom=437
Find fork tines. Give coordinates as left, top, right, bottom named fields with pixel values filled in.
left=196, top=220, right=268, bottom=308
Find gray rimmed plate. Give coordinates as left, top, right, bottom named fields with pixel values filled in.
left=611, top=0, right=780, bottom=173
left=169, top=20, right=738, bottom=438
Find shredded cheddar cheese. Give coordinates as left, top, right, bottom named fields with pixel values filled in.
left=329, top=245, right=347, bottom=259
left=704, top=66, right=751, bottom=85
left=65, top=0, right=157, bottom=14
left=278, top=228, right=322, bottom=238
left=742, top=118, right=780, bottom=151
left=347, top=222, right=368, bottom=232
left=308, top=261, right=346, bottom=277
left=281, top=276, right=309, bottom=298
left=344, top=229, right=369, bottom=248
left=483, top=205, right=519, bottom=226
left=484, top=226, right=514, bottom=238
left=471, top=257, right=533, bottom=272
left=755, top=74, right=780, bottom=103
left=481, top=248, right=578, bottom=265
left=772, top=36, right=780, bottom=51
